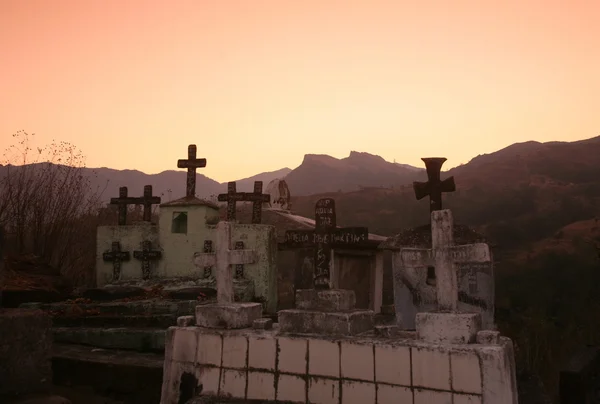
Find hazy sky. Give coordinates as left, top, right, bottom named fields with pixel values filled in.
left=1, top=0, right=599, bottom=182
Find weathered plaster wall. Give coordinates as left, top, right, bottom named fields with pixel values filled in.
left=158, top=205, right=216, bottom=278
left=96, top=223, right=159, bottom=286
left=160, top=326, right=518, bottom=404
left=231, top=224, right=278, bottom=313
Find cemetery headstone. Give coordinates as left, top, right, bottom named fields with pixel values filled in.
left=177, top=144, right=207, bottom=198
left=141, top=185, right=161, bottom=222
left=283, top=198, right=369, bottom=289
left=202, top=240, right=213, bottom=279
left=109, top=185, right=161, bottom=225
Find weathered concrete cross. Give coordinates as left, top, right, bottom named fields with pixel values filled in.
left=102, top=241, right=130, bottom=281
left=133, top=240, right=162, bottom=280
left=217, top=181, right=270, bottom=223
left=413, top=157, right=456, bottom=212
left=398, top=209, right=491, bottom=311
left=193, top=221, right=258, bottom=303
left=141, top=185, right=161, bottom=222
left=177, top=144, right=207, bottom=198
left=109, top=186, right=161, bottom=225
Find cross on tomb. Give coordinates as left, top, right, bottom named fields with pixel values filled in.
left=282, top=198, right=369, bottom=289
left=193, top=221, right=258, bottom=303
left=133, top=240, right=162, bottom=280
left=102, top=241, right=130, bottom=281
left=109, top=186, right=161, bottom=225
left=110, top=187, right=133, bottom=226
left=413, top=157, right=456, bottom=213
left=234, top=241, right=245, bottom=279
left=218, top=182, right=244, bottom=221
left=249, top=181, right=270, bottom=224
left=398, top=209, right=491, bottom=311
left=141, top=185, right=161, bottom=222
left=177, top=144, right=207, bottom=198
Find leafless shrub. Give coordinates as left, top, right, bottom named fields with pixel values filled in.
left=0, top=131, right=107, bottom=287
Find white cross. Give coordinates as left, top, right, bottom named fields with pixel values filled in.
left=193, top=221, right=257, bottom=303
left=398, top=209, right=491, bottom=311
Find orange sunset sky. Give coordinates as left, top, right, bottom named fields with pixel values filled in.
left=1, top=0, right=599, bottom=183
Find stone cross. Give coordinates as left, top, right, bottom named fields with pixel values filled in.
left=133, top=240, right=162, bottom=280
left=398, top=209, right=491, bottom=311
left=109, top=187, right=134, bottom=225
left=202, top=240, right=214, bottom=279
left=218, top=182, right=245, bottom=221
left=141, top=185, right=161, bottom=222
left=177, top=144, right=207, bottom=198
left=248, top=181, right=270, bottom=224
left=102, top=241, right=130, bottom=281
left=282, top=198, right=369, bottom=289
left=413, top=157, right=456, bottom=212
left=193, top=221, right=258, bottom=303
left=109, top=186, right=161, bottom=225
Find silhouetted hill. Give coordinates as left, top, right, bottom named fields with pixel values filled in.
left=284, top=151, right=425, bottom=195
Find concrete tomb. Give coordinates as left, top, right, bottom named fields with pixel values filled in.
left=278, top=197, right=389, bottom=313
left=381, top=157, right=495, bottom=329
left=96, top=145, right=279, bottom=313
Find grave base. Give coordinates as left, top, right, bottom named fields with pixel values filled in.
left=195, top=302, right=262, bottom=329
left=416, top=311, right=481, bottom=344
left=295, top=289, right=356, bottom=312
left=278, top=309, right=374, bottom=336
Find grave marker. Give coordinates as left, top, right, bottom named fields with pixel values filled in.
left=193, top=221, right=258, bottom=303
left=109, top=186, right=161, bottom=225
left=202, top=240, right=213, bottom=279
left=234, top=241, right=245, bottom=278
left=413, top=157, right=456, bottom=212
left=217, top=181, right=270, bottom=223
left=133, top=240, right=162, bottom=280
left=398, top=210, right=491, bottom=311
left=141, top=185, right=161, bottom=222
left=177, top=144, right=207, bottom=198
left=282, top=198, right=369, bottom=289
left=102, top=241, right=130, bottom=281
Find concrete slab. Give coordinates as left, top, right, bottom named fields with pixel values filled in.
left=53, top=327, right=166, bottom=352
left=195, top=303, right=262, bottom=329
left=278, top=309, right=374, bottom=336
left=416, top=312, right=482, bottom=344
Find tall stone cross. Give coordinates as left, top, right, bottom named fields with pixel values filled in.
left=102, top=241, right=130, bottom=281
left=398, top=209, right=491, bottom=311
left=217, top=181, right=270, bottom=223
left=413, top=157, right=456, bottom=212
left=282, top=198, right=369, bottom=289
left=109, top=186, right=161, bottom=225
left=193, top=221, right=258, bottom=303
left=133, top=240, right=162, bottom=280
left=177, top=144, right=207, bottom=198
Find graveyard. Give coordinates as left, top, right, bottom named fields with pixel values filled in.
left=0, top=144, right=528, bottom=404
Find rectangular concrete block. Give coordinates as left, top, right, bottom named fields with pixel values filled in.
left=412, top=346, right=451, bottom=390
left=414, top=389, right=452, bottom=404
left=278, top=309, right=374, bottom=336
left=309, top=376, right=339, bottom=404
left=219, top=369, right=246, bottom=399
left=247, top=371, right=275, bottom=401
left=454, top=394, right=483, bottom=404
left=176, top=315, right=195, bottom=327
left=198, top=366, right=220, bottom=396
left=375, top=344, right=411, bottom=386
left=296, top=288, right=356, bottom=311
left=309, top=339, right=340, bottom=378
left=341, top=380, right=375, bottom=404
left=253, top=317, right=273, bottom=330
left=277, top=337, right=308, bottom=374
left=416, top=312, right=481, bottom=344
left=451, top=351, right=482, bottom=394
left=248, top=335, right=276, bottom=371
left=196, top=332, right=222, bottom=366
left=196, top=302, right=262, bottom=329
left=277, top=374, right=306, bottom=403
left=341, top=341, right=374, bottom=381
left=171, top=328, right=198, bottom=363
left=222, top=335, right=248, bottom=369
left=377, top=384, right=413, bottom=404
